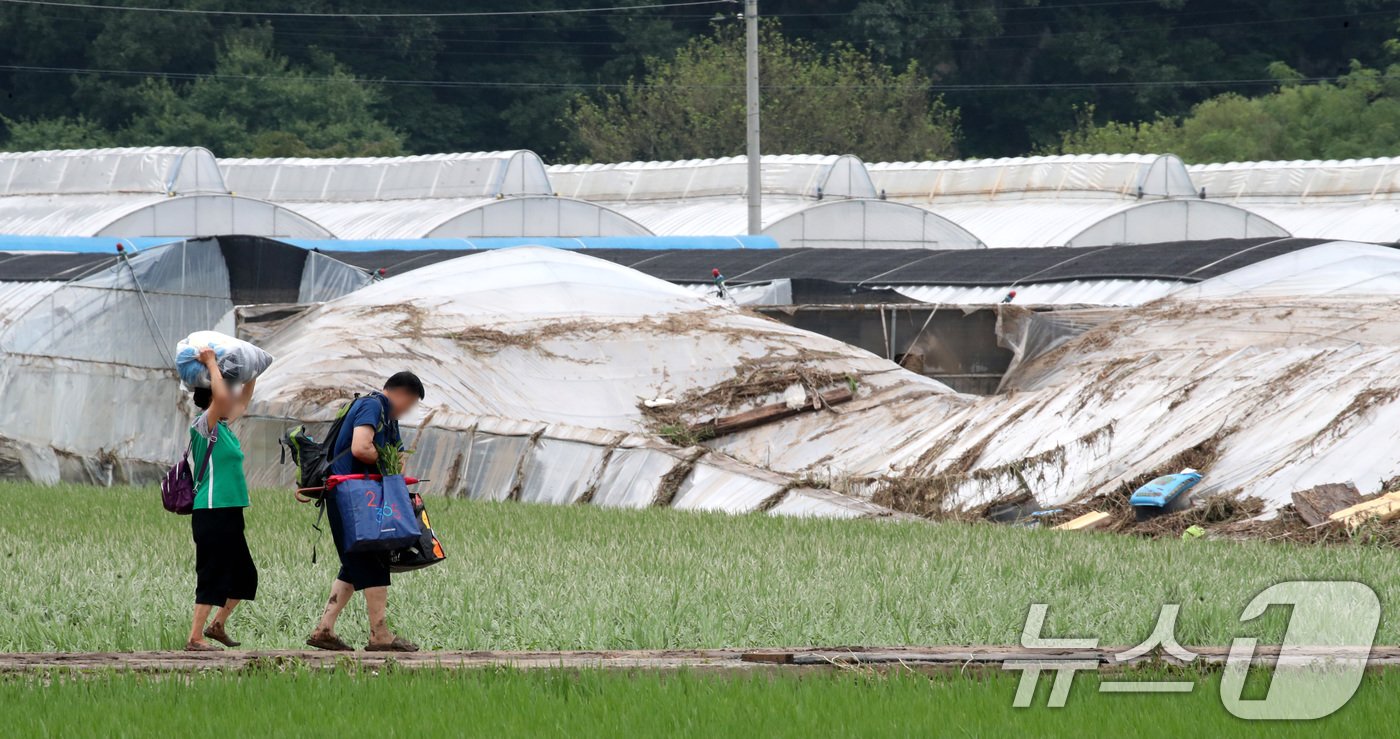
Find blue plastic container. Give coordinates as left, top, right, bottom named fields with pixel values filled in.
left=1130, top=470, right=1203, bottom=512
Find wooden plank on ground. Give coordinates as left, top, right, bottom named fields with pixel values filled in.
left=1328, top=491, right=1400, bottom=529
left=1292, top=482, right=1363, bottom=527
left=1054, top=511, right=1111, bottom=531
left=704, top=388, right=854, bottom=437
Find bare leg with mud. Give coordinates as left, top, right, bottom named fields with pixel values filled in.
left=365, top=586, right=392, bottom=645
left=363, top=586, right=417, bottom=651
left=186, top=603, right=221, bottom=651
left=306, top=580, right=355, bottom=651
left=204, top=600, right=241, bottom=647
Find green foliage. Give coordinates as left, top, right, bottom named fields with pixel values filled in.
left=0, top=115, right=114, bottom=150
left=2, top=482, right=1395, bottom=651
left=1054, top=58, right=1400, bottom=161
left=566, top=23, right=960, bottom=162
left=3, top=2, right=1400, bottom=159
left=2, top=29, right=403, bottom=157
left=3, top=667, right=1398, bottom=736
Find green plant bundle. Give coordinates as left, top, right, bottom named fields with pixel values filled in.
left=376, top=443, right=411, bottom=476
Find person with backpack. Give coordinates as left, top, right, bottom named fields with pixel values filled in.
left=185, top=347, right=258, bottom=651
left=306, top=371, right=425, bottom=652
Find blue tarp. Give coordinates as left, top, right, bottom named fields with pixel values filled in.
left=0, top=234, right=778, bottom=254
left=283, top=236, right=778, bottom=251
left=0, top=235, right=183, bottom=253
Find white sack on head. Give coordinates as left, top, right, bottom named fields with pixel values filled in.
left=176, top=330, right=274, bottom=388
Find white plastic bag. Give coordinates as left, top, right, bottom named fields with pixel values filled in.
left=175, top=330, right=275, bottom=388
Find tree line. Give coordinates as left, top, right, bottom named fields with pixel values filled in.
left=1, top=1, right=1398, bottom=163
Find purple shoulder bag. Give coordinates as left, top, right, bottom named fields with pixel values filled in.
left=161, top=422, right=219, bottom=515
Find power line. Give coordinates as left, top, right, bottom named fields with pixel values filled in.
left=11, top=0, right=1383, bottom=47
left=0, top=0, right=735, bottom=18
left=0, top=62, right=1363, bottom=91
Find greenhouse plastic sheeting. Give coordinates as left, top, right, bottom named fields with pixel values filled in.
left=682, top=279, right=792, bottom=306
left=0, top=241, right=230, bottom=481
left=299, top=251, right=374, bottom=303
left=0, top=239, right=370, bottom=483
left=550, top=155, right=984, bottom=250
left=282, top=196, right=650, bottom=240
left=907, top=199, right=1287, bottom=249
left=0, top=192, right=334, bottom=238
left=893, top=279, right=1180, bottom=307
left=712, top=242, right=1400, bottom=516
left=867, top=155, right=1198, bottom=201
left=1171, top=241, right=1400, bottom=300
left=221, top=151, right=554, bottom=201
left=768, top=488, right=895, bottom=519
left=518, top=436, right=610, bottom=505
left=669, top=456, right=789, bottom=513
left=0, top=147, right=226, bottom=196
left=245, top=246, right=948, bottom=433
left=1189, top=159, right=1400, bottom=242
left=549, top=154, right=878, bottom=201
left=0, top=149, right=332, bottom=237
left=237, top=246, right=929, bottom=518
left=589, top=446, right=685, bottom=509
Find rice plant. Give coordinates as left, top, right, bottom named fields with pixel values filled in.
left=0, top=482, right=1396, bottom=652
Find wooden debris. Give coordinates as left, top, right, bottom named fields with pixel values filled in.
left=1054, top=511, right=1111, bottom=531
left=701, top=388, right=854, bottom=438
left=1328, top=491, right=1400, bottom=529
left=1292, top=483, right=1363, bottom=527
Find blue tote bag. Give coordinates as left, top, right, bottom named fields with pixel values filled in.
left=333, top=475, right=422, bottom=553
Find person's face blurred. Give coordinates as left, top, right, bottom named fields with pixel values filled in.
left=384, top=387, right=419, bottom=419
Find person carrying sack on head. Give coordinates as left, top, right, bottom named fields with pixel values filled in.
left=185, top=347, right=258, bottom=651
left=306, top=371, right=425, bottom=652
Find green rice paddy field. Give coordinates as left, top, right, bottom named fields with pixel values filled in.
left=4, top=482, right=1399, bottom=737
left=2, top=482, right=1397, bottom=651
left=3, top=666, right=1396, bottom=738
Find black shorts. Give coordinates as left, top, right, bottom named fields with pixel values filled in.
left=191, top=507, right=258, bottom=606
left=325, top=493, right=392, bottom=591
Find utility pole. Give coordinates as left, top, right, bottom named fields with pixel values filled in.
left=744, top=0, right=761, bottom=235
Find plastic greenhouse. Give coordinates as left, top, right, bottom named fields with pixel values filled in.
left=0, top=147, right=332, bottom=238
left=1189, top=158, right=1400, bottom=243
left=547, top=155, right=986, bottom=250
left=868, top=154, right=1289, bottom=248
left=0, top=238, right=368, bottom=482
left=220, top=151, right=652, bottom=239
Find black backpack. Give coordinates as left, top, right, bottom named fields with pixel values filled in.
left=280, top=394, right=384, bottom=497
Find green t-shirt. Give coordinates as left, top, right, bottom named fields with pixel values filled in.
left=189, top=413, right=250, bottom=510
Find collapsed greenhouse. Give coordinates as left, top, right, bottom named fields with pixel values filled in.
left=219, top=241, right=1400, bottom=522
left=547, top=155, right=986, bottom=250
left=238, top=246, right=910, bottom=518
left=704, top=241, right=1400, bottom=517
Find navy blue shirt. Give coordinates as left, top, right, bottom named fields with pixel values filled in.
left=329, top=393, right=402, bottom=476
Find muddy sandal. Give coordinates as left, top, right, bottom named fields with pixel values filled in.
left=364, top=636, right=419, bottom=653
left=184, top=641, right=224, bottom=652
left=305, top=632, right=354, bottom=652
left=203, top=626, right=241, bottom=648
